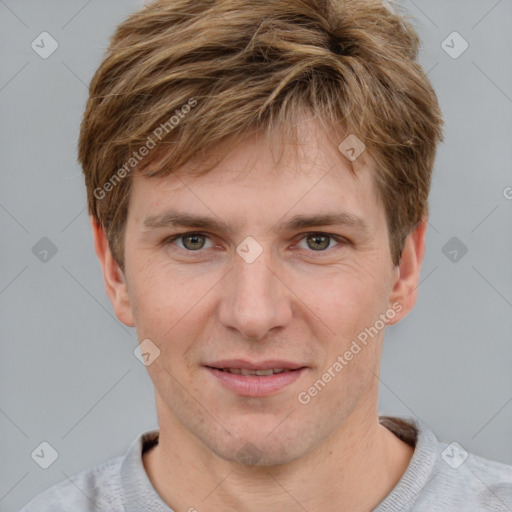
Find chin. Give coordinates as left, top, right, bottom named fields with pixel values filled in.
left=217, top=441, right=303, bottom=467
left=205, top=424, right=314, bottom=468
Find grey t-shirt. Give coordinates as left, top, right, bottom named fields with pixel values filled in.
left=20, top=415, right=512, bottom=511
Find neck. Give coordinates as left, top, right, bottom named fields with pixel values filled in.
left=143, top=406, right=414, bottom=512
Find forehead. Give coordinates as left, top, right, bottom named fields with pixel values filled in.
left=128, top=118, right=382, bottom=232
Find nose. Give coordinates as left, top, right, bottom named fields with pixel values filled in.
left=217, top=250, right=293, bottom=341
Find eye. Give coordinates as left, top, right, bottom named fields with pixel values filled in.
left=166, top=232, right=214, bottom=251
left=297, top=233, right=342, bottom=251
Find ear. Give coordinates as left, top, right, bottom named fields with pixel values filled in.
left=386, top=219, right=427, bottom=325
left=90, top=216, right=135, bottom=327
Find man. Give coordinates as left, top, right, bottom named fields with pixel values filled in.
left=21, top=0, right=512, bottom=510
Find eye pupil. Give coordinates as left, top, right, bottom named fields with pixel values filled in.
left=183, top=234, right=205, bottom=250
left=307, top=234, right=330, bottom=251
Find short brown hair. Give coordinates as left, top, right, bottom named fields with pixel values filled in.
left=78, top=0, right=444, bottom=271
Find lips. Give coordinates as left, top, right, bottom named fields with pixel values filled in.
left=204, top=359, right=308, bottom=397
left=216, top=368, right=290, bottom=376
left=205, top=359, right=305, bottom=373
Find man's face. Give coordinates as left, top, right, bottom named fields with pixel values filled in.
left=113, top=120, right=409, bottom=465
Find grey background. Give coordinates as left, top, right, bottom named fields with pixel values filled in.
left=1, top=0, right=511, bottom=510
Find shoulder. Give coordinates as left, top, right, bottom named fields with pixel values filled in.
left=19, top=455, right=124, bottom=512
left=378, top=415, right=512, bottom=511
left=434, top=446, right=512, bottom=510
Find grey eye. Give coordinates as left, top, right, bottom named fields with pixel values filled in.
left=305, top=234, right=332, bottom=251
left=180, top=233, right=208, bottom=250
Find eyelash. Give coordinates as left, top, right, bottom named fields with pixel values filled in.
left=163, top=231, right=348, bottom=255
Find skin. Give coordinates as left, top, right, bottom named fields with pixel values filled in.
left=92, top=117, right=426, bottom=512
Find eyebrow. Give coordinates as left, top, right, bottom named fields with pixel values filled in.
left=142, top=209, right=370, bottom=234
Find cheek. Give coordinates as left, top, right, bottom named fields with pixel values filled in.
left=128, top=262, right=221, bottom=368
left=297, top=262, right=390, bottom=335
left=129, top=258, right=206, bottom=323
